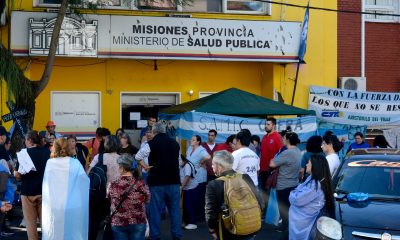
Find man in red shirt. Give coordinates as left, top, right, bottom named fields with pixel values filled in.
left=201, top=129, right=219, bottom=182
left=260, top=117, right=283, bottom=190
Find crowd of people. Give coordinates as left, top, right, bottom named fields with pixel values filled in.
left=0, top=117, right=392, bottom=240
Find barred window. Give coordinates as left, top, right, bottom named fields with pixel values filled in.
left=365, top=0, right=400, bottom=22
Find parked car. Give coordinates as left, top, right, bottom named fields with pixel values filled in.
left=332, top=148, right=400, bottom=240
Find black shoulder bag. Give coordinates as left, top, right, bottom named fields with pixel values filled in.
left=102, top=181, right=136, bottom=240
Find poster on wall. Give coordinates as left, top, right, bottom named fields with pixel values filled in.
left=309, top=86, right=400, bottom=126
left=51, top=92, right=101, bottom=134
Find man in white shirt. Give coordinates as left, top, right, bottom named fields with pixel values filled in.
left=322, top=134, right=341, bottom=176
left=232, top=131, right=260, bottom=187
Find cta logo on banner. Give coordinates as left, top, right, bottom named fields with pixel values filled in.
left=309, top=86, right=400, bottom=126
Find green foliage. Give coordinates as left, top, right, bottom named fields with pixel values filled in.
left=0, top=45, right=34, bottom=107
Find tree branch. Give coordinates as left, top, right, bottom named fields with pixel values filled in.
left=34, top=0, right=69, bottom=98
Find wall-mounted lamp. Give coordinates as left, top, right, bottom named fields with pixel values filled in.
left=154, top=60, right=158, bottom=71
left=188, top=90, right=194, bottom=96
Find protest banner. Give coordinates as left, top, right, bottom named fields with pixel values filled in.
left=309, top=86, right=400, bottom=126
left=159, top=112, right=317, bottom=143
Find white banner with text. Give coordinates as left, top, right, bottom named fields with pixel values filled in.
left=309, top=86, right=400, bottom=126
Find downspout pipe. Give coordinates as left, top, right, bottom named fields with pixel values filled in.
left=361, top=0, right=365, bottom=78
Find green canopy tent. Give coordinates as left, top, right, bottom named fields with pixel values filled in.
left=160, top=88, right=313, bottom=117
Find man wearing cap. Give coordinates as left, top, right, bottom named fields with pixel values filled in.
left=39, top=121, right=62, bottom=144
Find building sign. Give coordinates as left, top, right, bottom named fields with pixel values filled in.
left=12, top=11, right=302, bottom=62
left=159, top=112, right=317, bottom=142
left=29, top=17, right=98, bottom=57
left=309, top=85, right=400, bottom=126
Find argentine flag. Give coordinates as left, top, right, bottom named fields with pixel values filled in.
left=298, top=1, right=310, bottom=63
left=42, top=157, right=89, bottom=240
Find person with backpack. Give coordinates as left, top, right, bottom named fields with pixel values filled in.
left=186, top=135, right=211, bottom=222
left=205, top=150, right=264, bottom=240
left=87, top=135, right=121, bottom=240
left=179, top=154, right=198, bottom=230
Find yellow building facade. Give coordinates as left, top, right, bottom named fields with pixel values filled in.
left=0, top=0, right=337, bottom=137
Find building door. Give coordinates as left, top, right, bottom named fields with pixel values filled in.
left=120, top=93, right=180, bottom=146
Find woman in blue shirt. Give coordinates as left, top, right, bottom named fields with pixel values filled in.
left=288, top=154, right=335, bottom=240
left=186, top=135, right=211, bottom=221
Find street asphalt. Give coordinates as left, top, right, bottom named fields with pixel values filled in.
left=4, top=206, right=285, bottom=240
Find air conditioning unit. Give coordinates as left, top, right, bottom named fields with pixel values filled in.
left=339, top=77, right=366, bottom=91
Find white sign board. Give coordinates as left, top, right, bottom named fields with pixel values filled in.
left=108, top=15, right=302, bottom=62
left=11, top=11, right=302, bottom=62
left=129, top=112, right=141, bottom=120
left=309, top=86, right=400, bottom=126
left=137, top=120, right=148, bottom=128
left=51, top=92, right=101, bottom=133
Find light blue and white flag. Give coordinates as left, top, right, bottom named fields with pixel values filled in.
left=159, top=112, right=317, bottom=143
left=42, top=157, right=89, bottom=240
left=298, top=1, right=310, bottom=62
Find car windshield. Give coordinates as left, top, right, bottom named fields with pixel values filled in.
left=335, top=159, right=400, bottom=197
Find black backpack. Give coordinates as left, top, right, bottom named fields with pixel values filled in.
left=183, top=160, right=197, bottom=179
left=88, top=153, right=107, bottom=202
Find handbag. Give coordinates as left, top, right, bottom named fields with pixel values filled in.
left=265, top=168, right=279, bottom=190
left=265, top=188, right=280, bottom=226
left=102, top=182, right=136, bottom=240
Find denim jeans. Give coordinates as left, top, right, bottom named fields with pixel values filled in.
left=148, top=184, right=182, bottom=240
left=111, top=224, right=146, bottom=240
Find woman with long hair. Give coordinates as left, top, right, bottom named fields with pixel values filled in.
left=288, top=154, right=335, bottom=240
left=42, top=138, right=89, bottom=240
left=373, top=135, right=391, bottom=148
left=118, top=133, right=138, bottom=156
left=107, top=154, right=150, bottom=239
left=299, top=135, right=324, bottom=182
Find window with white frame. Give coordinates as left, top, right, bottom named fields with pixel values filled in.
left=225, top=0, right=269, bottom=15
left=182, top=0, right=222, bottom=13
left=182, top=0, right=269, bottom=14
left=34, top=0, right=130, bottom=9
left=34, top=0, right=270, bottom=14
left=364, top=0, right=400, bottom=22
